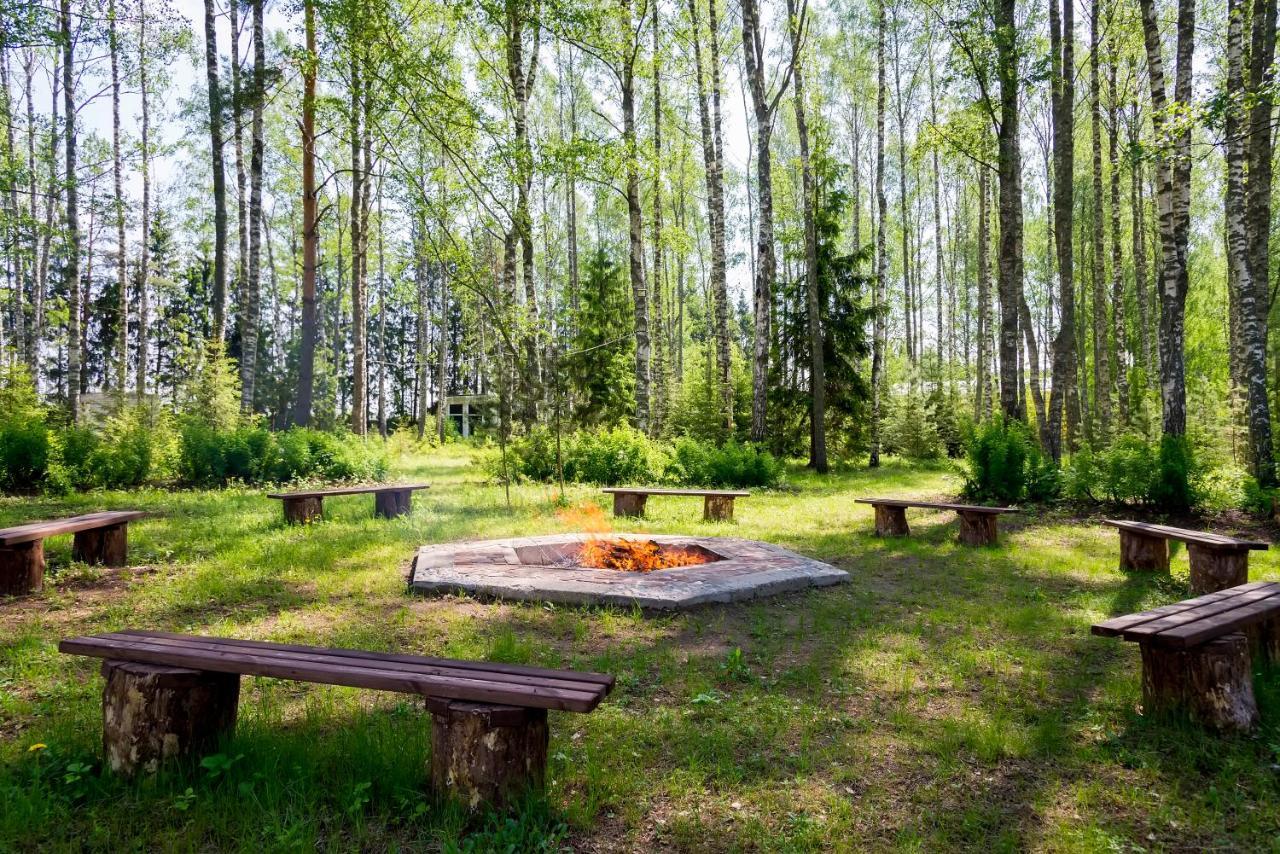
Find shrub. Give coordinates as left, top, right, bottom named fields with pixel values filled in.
left=177, top=423, right=385, bottom=487
left=563, top=425, right=661, bottom=485
left=667, top=437, right=783, bottom=488
left=882, top=392, right=943, bottom=461
left=0, top=365, right=49, bottom=492
left=1152, top=434, right=1195, bottom=513
left=963, top=416, right=1058, bottom=504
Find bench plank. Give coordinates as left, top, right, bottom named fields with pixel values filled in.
left=60, top=632, right=612, bottom=713
left=0, top=511, right=146, bottom=546
left=1103, top=519, right=1268, bottom=551
left=601, top=487, right=750, bottom=497
left=855, top=498, right=1017, bottom=514
left=1091, top=582, right=1274, bottom=637
left=267, top=483, right=430, bottom=500
left=1120, top=585, right=1280, bottom=643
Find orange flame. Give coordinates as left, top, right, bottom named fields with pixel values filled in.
left=578, top=538, right=711, bottom=573
left=556, top=501, right=612, bottom=534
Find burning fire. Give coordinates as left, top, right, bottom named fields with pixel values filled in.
left=577, top=538, right=711, bottom=573
left=555, top=501, right=711, bottom=572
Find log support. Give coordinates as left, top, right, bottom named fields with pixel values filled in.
left=0, top=540, right=44, bottom=596
left=374, top=489, right=414, bottom=519
left=1139, top=633, right=1259, bottom=732
left=1118, top=530, right=1170, bottom=573
left=72, top=523, right=129, bottom=566
left=428, top=698, right=548, bottom=810
left=872, top=505, right=910, bottom=537
left=956, top=511, right=999, bottom=546
left=101, top=660, right=240, bottom=776
left=703, top=495, right=736, bottom=522
left=1187, top=545, right=1250, bottom=595
left=282, top=496, right=324, bottom=525
left=611, top=493, right=648, bottom=518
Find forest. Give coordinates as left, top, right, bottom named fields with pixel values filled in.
left=0, top=0, right=1276, bottom=505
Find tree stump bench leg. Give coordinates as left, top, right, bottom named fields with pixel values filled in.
left=282, top=496, right=324, bottom=524
left=72, top=523, right=129, bottom=566
left=428, top=699, right=548, bottom=810
left=1118, top=530, right=1170, bottom=572
left=1187, top=545, right=1250, bottom=595
left=612, top=493, right=647, bottom=518
left=0, top=540, right=45, bottom=596
left=101, top=660, right=240, bottom=776
left=704, top=495, right=735, bottom=522
left=375, top=489, right=413, bottom=519
left=872, top=505, right=909, bottom=537
left=1139, top=633, right=1259, bottom=732
left=956, top=511, right=998, bottom=546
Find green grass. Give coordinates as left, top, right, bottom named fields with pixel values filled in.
left=2, top=444, right=1279, bottom=851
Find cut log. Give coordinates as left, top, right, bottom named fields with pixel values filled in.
left=1118, top=529, right=1170, bottom=572
left=956, top=510, right=998, bottom=546
left=0, top=540, right=44, bottom=595
left=611, top=493, right=648, bottom=518
left=703, top=495, right=735, bottom=522
left=1139, top=633, right=1258, bottom=732
left=101, top=660, right=240, bottom=776
left=872, top=505, right=910, bottom=537
left=374, top=489, right=413, bottom=519
left=1187, top=545, right=1250, bottom=595
left=282, top=496, right=324, bottom=525
left=428, top=698, right=548, bottom=809
left=72, top=523, right=129, bottom=566
left=1246, top=616, right=1280, bottom=668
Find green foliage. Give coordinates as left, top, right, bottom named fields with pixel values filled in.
left=963, top=416, right=1059, bottom=504
left=1151, top=434, right=1195, bottom=513
left=1062, top=433, right=1211, bottom=511
left=0, top=365, right=50, bottom=492
left=882, top=390, right=943, bottom=461
left=487, top=427, right=782, bottom=489
left=178, top=425, right=387, bottom=487
left=566, top=248, right=635, bottom=428
left=665, top=438, right=784, bottom=488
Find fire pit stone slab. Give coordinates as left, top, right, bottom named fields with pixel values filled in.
left=407, top=534, right=848, bottom=610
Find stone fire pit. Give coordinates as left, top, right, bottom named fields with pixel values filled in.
left=407, top=533, right=848, bottom=610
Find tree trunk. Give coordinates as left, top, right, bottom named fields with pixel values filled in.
left=994, top=0, right=1023, bottom=421
left=787, top=0, right=824, bottom=472
left=136, top=2, right=151, bottom=399
left=1140, top=634, right=1259, bottom=732
left=1107, top=52, right=1127, bottom=427
left=869, top=0, right=886, bottom=467
left=1242, top=0, right=1277, bottom=487
left=203, top=0, right=227, bottom=345
left=428, top=699, right=548, bottom=810
left=1138, top=0, right=1194, bottom=438
left=242, top=0, right=265, bottom=413
left=293, top=0, right=318, bottom=427
left=687, top=0, right=733, bottom=433
left=651, top=5, right=668, bottom=434
left=1089, top=0, right=1110, bottom=436
left=622, top=0, right=650, bottom=434
left=61, top=0, right=80, bottom=423
left=976, top=167, right=991, bottom=419
left=349, top=48, right=367, bottom=435
left=741, top=0, right=788, bottom=443
left=230, top=0, right=247, bottom=358
left=1048, top=0, right=1079, bottom=460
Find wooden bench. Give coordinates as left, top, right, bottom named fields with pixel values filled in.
left=1104, top=520, right=1269, bottom=595
left=267, top=482, right=430, bottom=524
left=855, top=498, right=1018, bottom=545
left=59, top=630, right=614, bottom=807
left=1092, top=581, right=1280, bottom=732
left=601, top=487, right=750, bottom=522
left=0, top=511, right=146, bottom=596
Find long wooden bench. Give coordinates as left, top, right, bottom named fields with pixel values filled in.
left=267, top=482, right=430, bottom=524
left=59, top=630, right=614, bottom=807
left=0, top=511, right=146, bottom=596
left=602, top=487, right=750, bottom=522
left=855, top=498, right=1018, bottom=545
left=1092, top=581, right=1280, bottom=732
left=1104, top=520, right=1269, bottom=594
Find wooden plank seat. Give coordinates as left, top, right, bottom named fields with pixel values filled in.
left=59, top=630, right=614, bottom=807
left=854, top=498, right=1018, bottom=545
left=601, top=487, right=751, bottom=522
left=1092, top=581, right=1280, bottom=732
left=0, top=511, right=146, bottom=596
left=266, top=482, right=429, bottom=524
left=1104, top=519, right=1269, bottom=594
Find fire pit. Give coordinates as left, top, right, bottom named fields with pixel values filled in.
left=407, top=533, right=848, bottom=610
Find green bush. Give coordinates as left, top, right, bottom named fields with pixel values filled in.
left=563, top=426, right=661, bottom=486
left=0, top=365, right=49, bottom=492
left=178, top=423, right=386, bottom=487
left=1152, top=434, right=1195, bottom=513
left=882, top=392, right=943, bottom=461
left=1064, top=433, right=1200, bottom=510
left=963, top=416, right=1058, bottom=504
left=667, top=438, right=783, bottom=488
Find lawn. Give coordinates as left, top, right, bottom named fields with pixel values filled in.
left=1, top=444, right=1279, bottom=851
